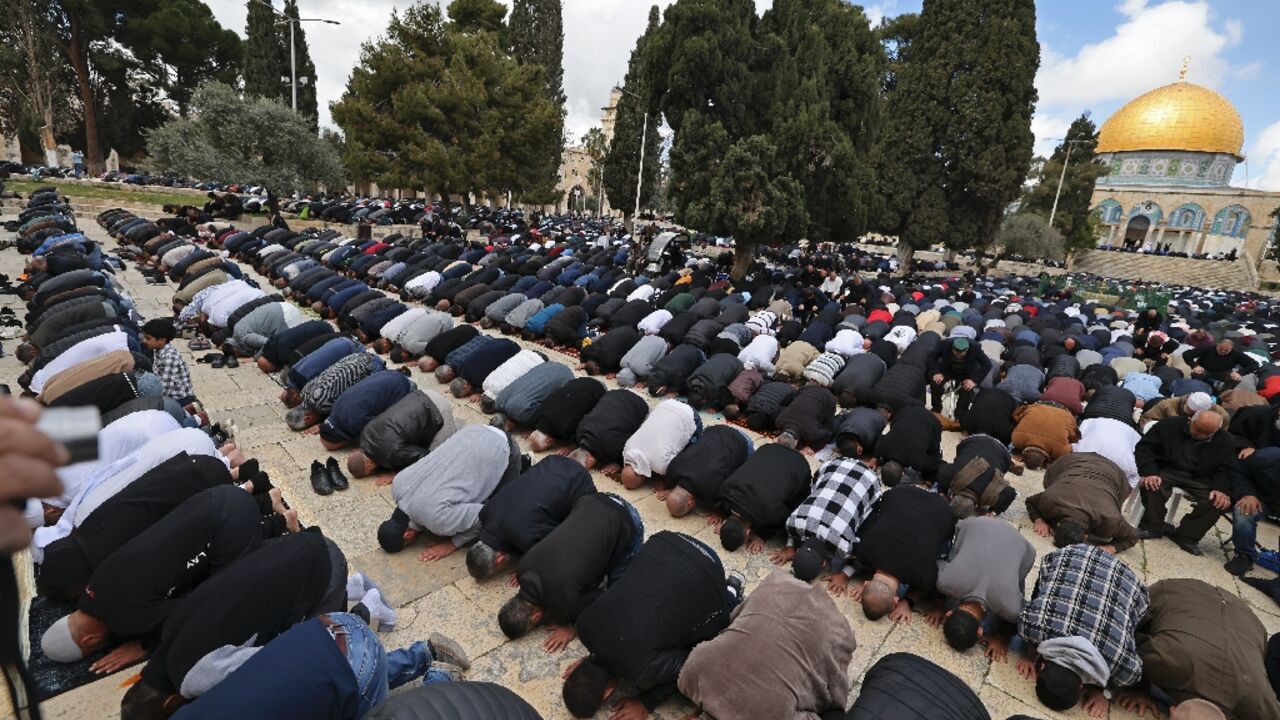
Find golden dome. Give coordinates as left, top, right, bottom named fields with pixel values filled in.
left=1096, top=81, right=1244, bottom=158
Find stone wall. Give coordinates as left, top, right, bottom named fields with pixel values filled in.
left=1090, top=183, right=1280, bottom=268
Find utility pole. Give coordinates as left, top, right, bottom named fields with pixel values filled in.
left=616, top=86, right=648, bottom=228
left=1047, top=139, right=1086, bottom=231
left=251, top=0, right=339, bottom=113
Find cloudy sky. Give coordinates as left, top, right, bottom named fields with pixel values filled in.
left=205, top=0, right=1280, bottom=189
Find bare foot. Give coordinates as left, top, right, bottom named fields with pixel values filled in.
left=283, top=509, right=300, bottom=533
left=239, top=480, right=254, bottom=494
left=225, top=449, right=246, bottom=466
left=269, top=488, right=286, bottom=515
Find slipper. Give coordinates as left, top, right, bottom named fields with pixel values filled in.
left=210, top=354, right=225, bottom=369
left=188, top=336, right=211, bottom=351
left=224, top=354, right=239, bottom=369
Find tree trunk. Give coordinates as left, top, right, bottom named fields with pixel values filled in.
left=895, top=242, right=914, bottom=275
left=730, top=243, right=755, bottom=283
left=1065, top=252, right=1076, bottom=271
left=65, top=16, right=101, bottom=173
left=943, top=247, right=958, bottom=264
left=622, top=212, right=633, bottom=235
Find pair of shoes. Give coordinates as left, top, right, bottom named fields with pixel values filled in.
left=210, top=354, right=225, bottom=368
left=427, top=633, right=471, bottom=671
left=188, top=336, right=211, bottom=351
left=1169, top=535, right=1204, bottom=556
left=1224, top=554, right=1254, bottom=576
left=310, top=458, right=350, bottom=495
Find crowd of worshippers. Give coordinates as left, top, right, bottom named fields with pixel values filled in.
left=7, top=193, right=1280, bottom=720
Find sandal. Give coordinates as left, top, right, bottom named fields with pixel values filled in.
left=188, top=336, right=211, bottom=351
left=181, top=326, right=197, bottom=340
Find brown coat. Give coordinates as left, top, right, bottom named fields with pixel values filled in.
left=678, top=571, right=855, bottom=720
left=37, top=350, right=135, bottom=404
left=775, top=341, right=820, bottom=381
left=1139, top=397, right=1229, bottom=430
left=1219, top=388, right=1267, bottom=415
left=1011, top=403, right=1079, bottom=460
left=1138, top=578, right=1280, bottom=720
left=1025, top=452, right=1139, bottom=551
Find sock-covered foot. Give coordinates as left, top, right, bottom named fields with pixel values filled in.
left=361, top=588, right=397, bottom=632
left=427, top=661, right=464, bottom=683
left=347, top=573, right=367, bottom=603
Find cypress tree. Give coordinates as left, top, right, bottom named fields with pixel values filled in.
left=1021, top=112, right=1107, bottom=257
left=243, top=0, right=285, bottom=101
left=874, top=0, right=1039, bottom=264
left=282, top=0, right=319, bottom=130
left=507, top=0, right=565, bottom=203
left=603, top=5, right=663, bottom=226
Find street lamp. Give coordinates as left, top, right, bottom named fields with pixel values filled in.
left=615, top=86, right=648, bottom=226
left=252, top=0, right=340, bottom=113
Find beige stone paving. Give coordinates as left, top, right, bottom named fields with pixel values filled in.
left=2, top=214, right=1277, bottom=719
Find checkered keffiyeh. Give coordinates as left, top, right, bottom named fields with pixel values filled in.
left=153, top=343, right=193, bottom=401
left=1018, top=544, right=1148, bottom=687
left=786, top=456, right=881, bottom=567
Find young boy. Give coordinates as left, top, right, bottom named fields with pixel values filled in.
left=142, top=318, right=196, bottom=406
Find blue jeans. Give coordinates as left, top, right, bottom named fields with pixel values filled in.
left=1233, top=504, right=1268, bottom=560
left=604, top=494, right=645, bottom=587
left=330, top=613, right=451, bottom=718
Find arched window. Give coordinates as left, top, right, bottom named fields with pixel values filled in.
left=1211, top=205, right=1251, bottom=238
left=1127, top=200, right=1163, bottom=226
left=1093, top=199, right=1123, bottom=224
left=1168, top=203, right=1205, bottom=230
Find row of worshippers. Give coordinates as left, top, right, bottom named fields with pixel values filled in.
left=8, top=204, right=527, bottom=720
left=90, top=204, right=1280, bottom=712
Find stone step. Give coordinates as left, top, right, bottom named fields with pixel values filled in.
left=1071, top=250, right=1256, bottom=291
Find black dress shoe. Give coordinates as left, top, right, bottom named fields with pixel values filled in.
left=310, top=460, right=334, bottom=496
left=326, top=457, right=349, bottom=491
left=1135, top=527, right=1164, bottom=541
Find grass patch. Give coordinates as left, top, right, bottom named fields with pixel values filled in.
left=5, top=180, right=207, bottom=209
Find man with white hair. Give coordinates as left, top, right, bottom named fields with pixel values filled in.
left=1134, top=411, right=1236, bottom=555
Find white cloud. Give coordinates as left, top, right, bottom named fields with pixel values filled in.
left=1029, top=0, right=1248, bottom=173
left=1035, top=0, right=1241, bottom=110
left=205, top=0, right=760, bottom=142
left=1246, top=120, right=1280, bottom=191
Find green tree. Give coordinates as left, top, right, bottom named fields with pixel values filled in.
left=509, top=0, right=566, bottom=190
left=982, top=212, right=1064, bottom=270
left=147, top=81, right=343, bottom=194
left=330, top=0, right=559, bottom=214
left=873, top=0, right=1040, bottom=268
left=1021, top=112, right=1107, bottom=258
left=282, top=0, right=319, bottom=129
left=647, top=0, right=882, bottom=277
left=687, top=135, right=808, bottom=279
left=603, top=5, right=663, bottom=229
left=0, top=0, right=75, bottom=156
left=448, top=0, right=507, bottom=35
left=124, top=0, right=242, bottom=116
left=580, top=127, right=608, bottom=213
left=244, top=0, right=286, bottom=101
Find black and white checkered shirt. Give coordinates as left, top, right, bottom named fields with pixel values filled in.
left=785, top=456, right=881, bottom=577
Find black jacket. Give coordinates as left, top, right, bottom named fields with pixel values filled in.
left=666, top=425, right=752, bottom=502
left=856, top=485, right=955, bottom=591
left=837, top=652, right=989, bottom=720
left=959, top=388, right=1019, bottom=445
left=775, top=385, right=838, bottom=447
left=875, top=406, right=942, bottom=476
left=534, top=376, right=607, bottom=441
left=1135, top=415, right=1235, bottom=493
left=717, top=443, right=811, bottom=539
left=575, top=531, right=733, bottom=710
left=517, top=493, right=637, bottom=624
left=364, top=683, right=542, bottom=720
left=358, top=389, right=447, bottom=472
left=576, top=389, right=650, bottom=464
left=479, top=456, right=596, bottom=555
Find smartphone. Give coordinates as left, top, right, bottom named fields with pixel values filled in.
left=36, top=406, right=102, bottom=465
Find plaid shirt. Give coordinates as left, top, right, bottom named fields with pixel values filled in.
left=1018, top=544, right=1148, bottom=687
left=152, top=343, right=194, bottom=401
left=785, top=456, right=881, bottom=577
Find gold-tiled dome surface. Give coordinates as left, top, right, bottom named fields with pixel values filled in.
left=1096, top=81, right=1244, bottom=157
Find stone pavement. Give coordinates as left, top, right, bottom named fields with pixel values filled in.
left=3, top=215, right=1278, bottom=720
